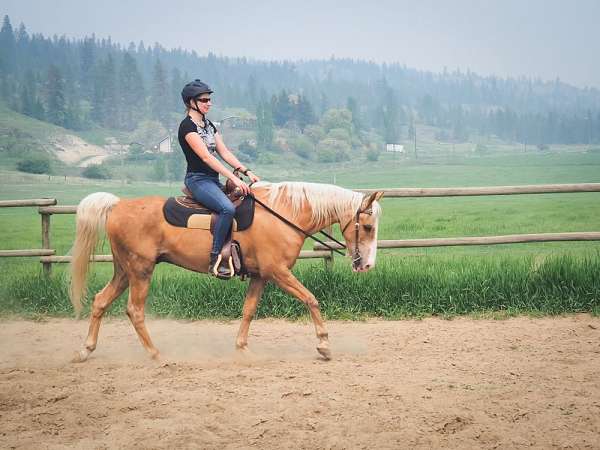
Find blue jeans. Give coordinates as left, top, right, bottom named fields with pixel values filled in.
left=184, top=172, right=235, bottom=256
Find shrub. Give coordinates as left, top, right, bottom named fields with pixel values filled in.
left=317, top=148, right=335, bottom=163
left=304, top=124, right=325, bottom=143
left=537, top=143, right=549, bottom=152
left=82, top=164, right=111, bottom=179
left=238, top=140, right=257, bottom=159
left=366, top=148, right=380, bottom=161
left=257, top=153, right=274, bottom=164
left=17, top=155, right=52, bottom=174
left=318, top=138, right=351, bottom=162
left=289, top=135, right=314, bottom=159
left=475, top=143, right=488, bottom=154
left=327, top=127, right=352, bottom=142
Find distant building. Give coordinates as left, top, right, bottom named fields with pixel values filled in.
left=215, top=117, right=256, bottom=130
left=386, top=144, right=404, bottom=153
left=157, top=136, right=172, bottom=153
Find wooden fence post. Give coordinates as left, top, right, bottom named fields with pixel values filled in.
left=41, top=212, right=52, bottom=276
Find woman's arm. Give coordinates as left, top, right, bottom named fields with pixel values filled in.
left=185, top=133, right=251, bottom=195
left=185, top=132, right=237, bottom=180
left=214, top=133, right=245, bottom=171
left=215, top=133, right=260, bottom=183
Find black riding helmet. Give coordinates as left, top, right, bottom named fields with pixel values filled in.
left=181, top=79, right=213, bottom=105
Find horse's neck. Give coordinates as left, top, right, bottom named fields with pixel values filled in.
left=303, top=207, right=348, bottom=235
left=255, top=185, right=351, bottom=234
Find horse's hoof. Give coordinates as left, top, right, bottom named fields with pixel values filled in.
left=317, top=345, right=332, bottom=361
left=150, top=351, right=161, bottom=361
left=236, top=345, right=254, bottom=357
left=71, top=349, right=89, bottom=363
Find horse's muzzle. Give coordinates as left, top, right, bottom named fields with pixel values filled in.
left=352, top=256, right=372, bottom=272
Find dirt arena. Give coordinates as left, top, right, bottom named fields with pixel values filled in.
left=1, top=316, right=599, bottom=449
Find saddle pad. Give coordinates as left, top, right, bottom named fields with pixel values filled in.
left=163, top=195, right=255, bottom=231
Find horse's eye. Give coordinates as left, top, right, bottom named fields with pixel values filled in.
left=363, top=224, right=373, bottom=232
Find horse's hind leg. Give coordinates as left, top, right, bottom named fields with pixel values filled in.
left=126, top=271, right=160, bottom=360
left=73, top=265, right=128, bottom=363
left=235, top=276, right=266, bottom=351
left=271, top=269, right=331, bottom=360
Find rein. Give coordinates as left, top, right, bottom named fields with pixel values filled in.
left=249, top=193, right=348, bottom=257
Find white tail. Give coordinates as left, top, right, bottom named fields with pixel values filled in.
left=69, top=192, right=120, bottom=316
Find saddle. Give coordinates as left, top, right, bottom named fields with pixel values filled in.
left=162, top=180, right=255, bottom=279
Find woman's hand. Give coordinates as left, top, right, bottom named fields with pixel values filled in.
left=246, top=170, right=260, bottom=184
left=230, top=176, right=251, bottom=196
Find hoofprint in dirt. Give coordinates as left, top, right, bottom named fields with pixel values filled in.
left=1, top=316, right=599, bottom=449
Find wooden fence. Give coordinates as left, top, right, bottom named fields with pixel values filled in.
left=1, top=183, right=600, bottom=275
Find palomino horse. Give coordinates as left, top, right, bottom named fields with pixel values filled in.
left=70, top=182, right=383, bottom=362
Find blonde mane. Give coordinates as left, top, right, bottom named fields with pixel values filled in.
left=256, top=181, right=380, bottom=226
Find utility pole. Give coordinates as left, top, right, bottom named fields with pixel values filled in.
left=414, top=124, right=418, bottom=159
left=120, top=145, right=125, bottom=185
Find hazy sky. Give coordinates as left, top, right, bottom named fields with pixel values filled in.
left=3, top=0, right=599, bottom=88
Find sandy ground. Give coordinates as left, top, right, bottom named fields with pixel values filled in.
left=1, top=316, right=599, bottom=449
left=50, top=134, right=111, bottom=167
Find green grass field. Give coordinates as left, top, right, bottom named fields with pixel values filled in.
left=1, top=147, right=599, bottom=319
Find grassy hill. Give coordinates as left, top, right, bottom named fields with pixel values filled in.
left=0, top=102, right=118, bottom=174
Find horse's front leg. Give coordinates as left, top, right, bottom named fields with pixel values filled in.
left=271, top=269, right=331, bottom=360
left=235, top=276, right=266, bottom=352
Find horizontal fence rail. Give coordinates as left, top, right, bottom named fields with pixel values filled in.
left=0, top=198, right=57, bottom=207
left=315, top=232, right=600, bottom=251
left=358, top=183, right=600, bottom=197
left=38, top=206, right=77, bottom=214
left=39, top=250, right=333, bottom=264
left=2, top=183, right=600, bottom=275
left=0, top=249, right=55, bottom=257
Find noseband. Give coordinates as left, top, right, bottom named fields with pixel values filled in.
left=341, top=205, right=373, bottom=268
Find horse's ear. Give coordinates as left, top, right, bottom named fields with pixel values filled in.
left=361, top=191, right=384, bottom=211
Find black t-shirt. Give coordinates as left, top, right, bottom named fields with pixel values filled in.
left=178, top=116, right=219, bottom=175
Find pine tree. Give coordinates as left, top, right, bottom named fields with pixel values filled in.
left=19, top=70, right=37, bottom=117
left=90, top=60, right=105, bottom=123
left=0, top=15, right=16, bottom=75
left=119, top=52, right=145, bottom=130
left=246, top=74, right=258, bottom=110
left=103, top=54, right=119, bottom=128
left=79, top=36, right=95, bottom=99
left=346, top=96, right=361, bottom=132
left=297, top=96, right=316, bottom=131
left=15, top=23, right=29, bottom=69
left=382, top=88, right=400, bottom=143
left=256, top=101, right=273, bottom=150
left=271, top=91, right=287, bottom=126
left=169, top=67, right=184, bottom=112
left=151, top=58, right=169, bottom=126
left=46, top=64, right=67, bottom=127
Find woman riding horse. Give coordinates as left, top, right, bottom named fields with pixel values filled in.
left=179, top=79, right=260, bottom=277
left=70, top=183, right=383, bottom=362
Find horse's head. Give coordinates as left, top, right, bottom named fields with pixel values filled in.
left=341, top=191, right=384, bottom=272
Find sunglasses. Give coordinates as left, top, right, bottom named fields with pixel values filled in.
left=195, top=98, right=211, bottom=104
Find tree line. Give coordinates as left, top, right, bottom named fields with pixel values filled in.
left=1, top=14, right=599, bottom=146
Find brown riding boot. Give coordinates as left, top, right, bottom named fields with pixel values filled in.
left=209, top=253, right=234, bottom=279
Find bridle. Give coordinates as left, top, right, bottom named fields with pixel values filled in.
left=340, top=205, right=373, bottom=269
left=250, top=193, right=372, bottom=265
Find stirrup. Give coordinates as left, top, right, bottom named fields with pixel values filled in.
left=209, top=254, right=234, bottom=279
